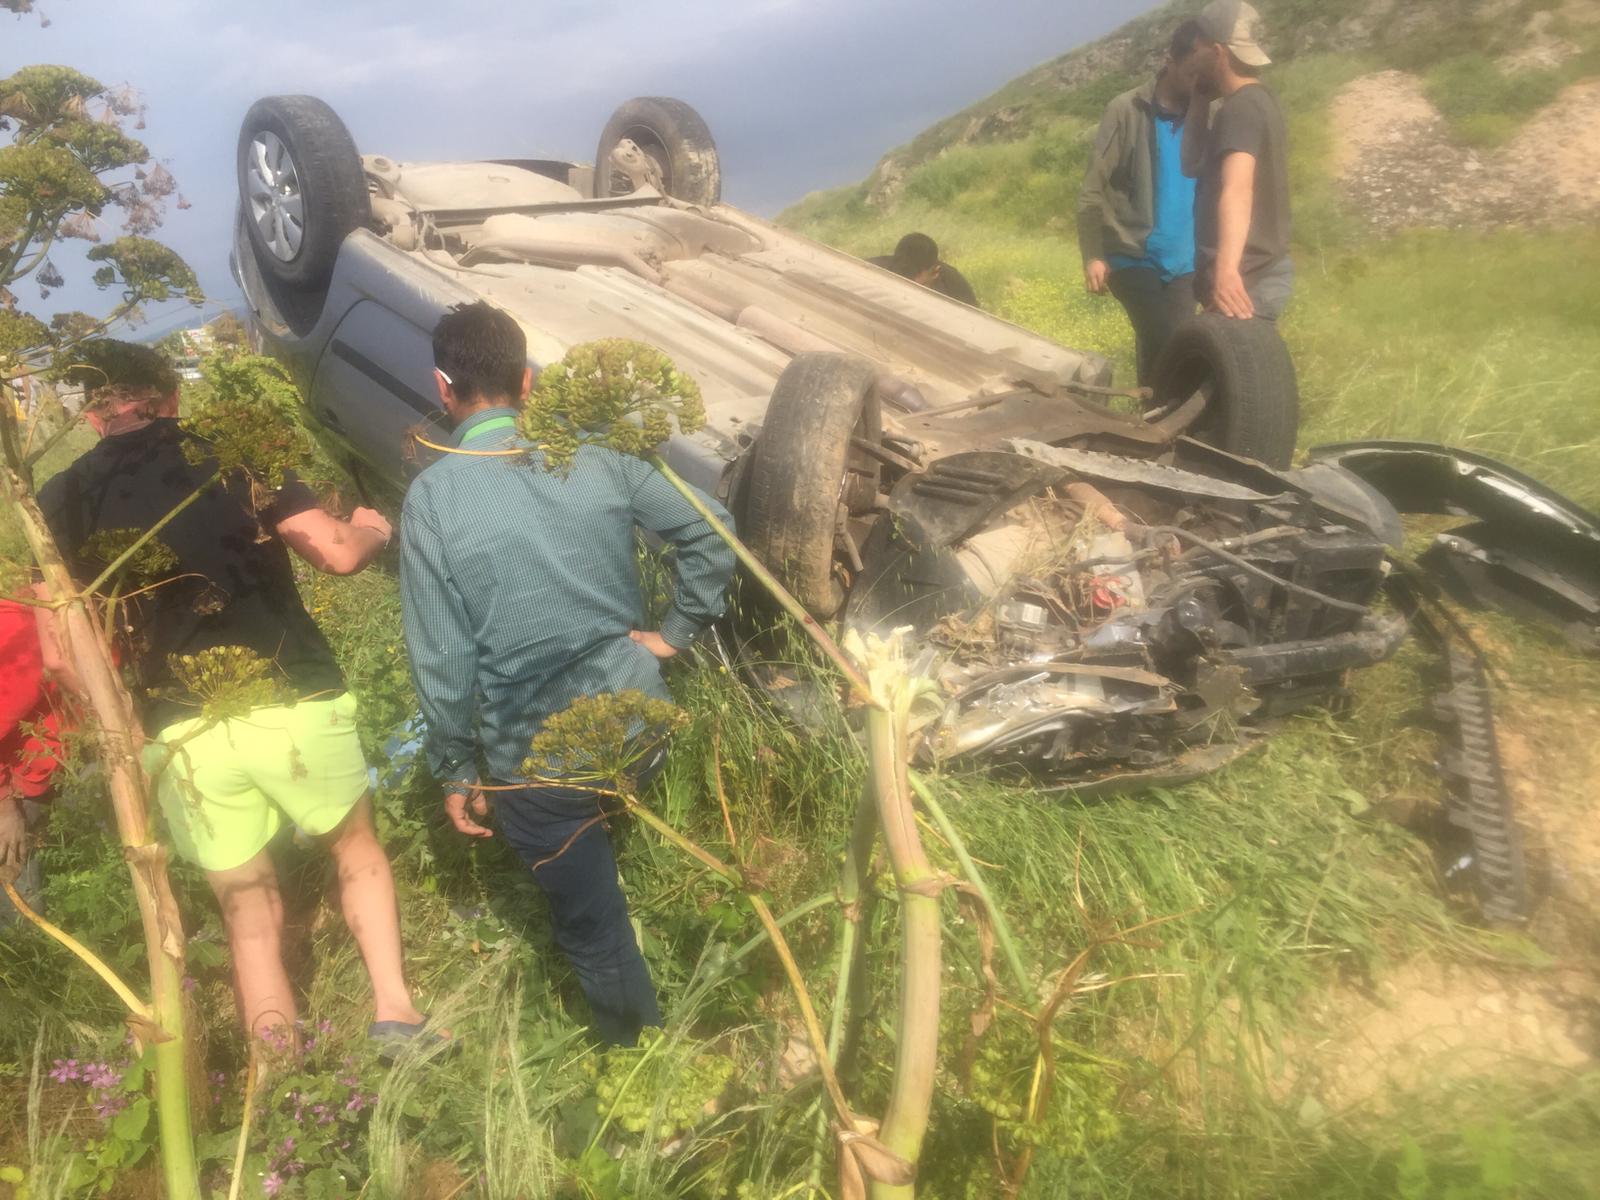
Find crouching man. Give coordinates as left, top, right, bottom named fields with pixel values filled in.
left=38, top=340, right=430, bottom=1047
left=400, top=303, right=736, bottom=1045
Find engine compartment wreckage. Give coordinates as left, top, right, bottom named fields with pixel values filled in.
left=837, top=438, right=1406, bottom=784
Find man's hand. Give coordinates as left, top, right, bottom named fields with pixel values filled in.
left=1209, top=264, right=1255, bottom=319
left=1084, top=259, right=1110, bottom=294
left=350, top=507, right=392, bottom=545
left=0, top=797, right=27, bottom=885
left=444, top=789, right=493, bottom=839
left=629, top=630, right=679, bottom=659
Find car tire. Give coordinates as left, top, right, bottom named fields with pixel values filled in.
left=1150, top=313, right=1299, bottom=468
left=594, top=97, right=721, bottom=205
left=742, top=354, right=882, bottom=618
left=237, top=95, right=368, bottom=289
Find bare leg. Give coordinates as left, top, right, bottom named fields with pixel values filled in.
left=207, top=849, right=296, bottom=1038
left=317, top=793, right=423, bottom=1026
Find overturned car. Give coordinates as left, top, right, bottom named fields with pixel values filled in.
left=231, top=94, right=1405, bottom=788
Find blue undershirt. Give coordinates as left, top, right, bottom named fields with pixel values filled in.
left=1109, top=111, right=1196, bottom=282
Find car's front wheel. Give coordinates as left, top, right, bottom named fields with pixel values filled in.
left=741, top=354, right=883, bottom=618
left=236, top=95, right=368, bottom=289
left=1150, top=313, right=1299, bottom=468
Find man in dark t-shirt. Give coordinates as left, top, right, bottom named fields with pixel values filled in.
left=42, top=423, right=347, bottom=732
left=868, top=232, right=979, bottom=307
left=1181, top=0, right=1293, bottom=320
left=38, top=340, right=433, bottom=1049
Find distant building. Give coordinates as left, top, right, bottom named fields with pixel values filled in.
left=170, top=327, right=213, bottom=381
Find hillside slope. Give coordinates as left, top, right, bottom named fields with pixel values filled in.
left=838, top=0, right=1600, bottom=216
left=779, top=0, right=1600, bottom=509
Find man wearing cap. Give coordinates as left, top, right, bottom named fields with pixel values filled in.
left=1181, top=0, right=1293, bottom=320
left=1077, top=18, right=1205, bottom=384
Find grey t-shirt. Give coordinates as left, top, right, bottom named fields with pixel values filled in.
left=1195, top=83, right=1291, bottom=285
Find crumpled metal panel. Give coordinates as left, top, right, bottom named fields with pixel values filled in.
left=1311, top=440, right=1600, bottom=649
left=1004, top=439, right=1285, bottom=504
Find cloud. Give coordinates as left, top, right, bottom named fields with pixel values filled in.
left=129, top=0, right=849, bottom=102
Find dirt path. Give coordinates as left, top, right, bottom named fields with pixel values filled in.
left=1329, top=69, right=1600, bottom=232
left=1281, top=959, right=1594, bottom=1113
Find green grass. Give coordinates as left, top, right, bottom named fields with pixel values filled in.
left=9, top=266, right=1600, bottom=1200
left=8, top=519, right=1598, bottom=1198
left=1422, top=50, right=1599, bottom=147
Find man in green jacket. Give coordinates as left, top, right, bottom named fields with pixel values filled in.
left=400, top=303, right=736, bottom=1045
left=1077, top=18, right=1204, bottom=385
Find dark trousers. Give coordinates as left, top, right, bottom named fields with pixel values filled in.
left=0, top=800, right=44, bottom=928
left=1195, top=257, right=1295, bottom=321
left=1107, top=267, right=1196, bottom=386
left=494, top=779, right=661, bottom=1046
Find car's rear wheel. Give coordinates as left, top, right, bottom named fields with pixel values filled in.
left=742, top=354, right=883, bottom=618
left=237, top=95, right=368, bottom=289
left=594, top=97, right=721, bottom=205
left=1150, top=313, right=1299, bottom=468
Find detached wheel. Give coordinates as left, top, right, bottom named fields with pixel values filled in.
left=1150, top=313, right=1299, bottom=468
left=237, top=95, right=368, bottom=289
left=743, top=354, right=883, bottom=618
left=595, top=97, right=721, bottom=205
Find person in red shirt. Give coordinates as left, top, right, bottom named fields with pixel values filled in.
left=0, top=596, right=74, bottom=922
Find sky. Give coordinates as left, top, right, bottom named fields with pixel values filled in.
left=4, top=0, right=1157, bottom=327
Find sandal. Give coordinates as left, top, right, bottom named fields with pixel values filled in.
left=368, top=1018, right=454, bottom=1064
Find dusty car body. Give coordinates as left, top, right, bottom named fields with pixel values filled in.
left=231, top=94, right=1403, bottom=787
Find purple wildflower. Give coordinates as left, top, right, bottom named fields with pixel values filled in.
left=49, top=1059, right=80, bottom=1084
left=181, top=975, right=197, bottom=993
left=83, top=1062, right=122, bottom=1090
left=261, top=1171, right=283, bottom=1196
left=318, top=1019, right=333, bottom=1035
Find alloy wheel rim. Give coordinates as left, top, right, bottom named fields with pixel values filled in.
left=246, top=131, right=305, bottom=261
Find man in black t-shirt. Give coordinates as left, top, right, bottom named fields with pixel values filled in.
left=38, top=341, right=434, bottom=1049
left=869, top=232, right=979, bottom=307
left=1180, top=0, right=1293, bottom=320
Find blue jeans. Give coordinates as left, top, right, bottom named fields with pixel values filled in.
left=493, top=778, right=661, bottom=1045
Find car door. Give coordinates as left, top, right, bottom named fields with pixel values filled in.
left=310, top=300, right=447, bottom=489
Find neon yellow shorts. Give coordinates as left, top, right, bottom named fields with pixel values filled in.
left=145, top=693, right=368, bottom=872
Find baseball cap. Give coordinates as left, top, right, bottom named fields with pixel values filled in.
left=1196, top=0, right=1272, bottom=67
